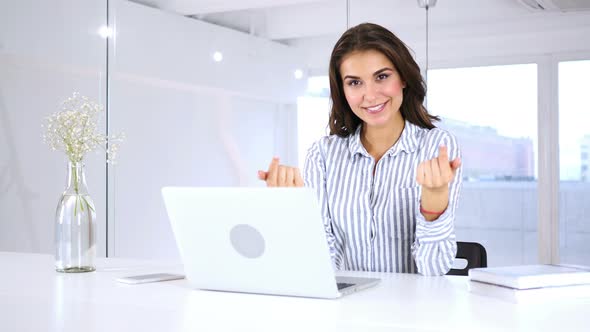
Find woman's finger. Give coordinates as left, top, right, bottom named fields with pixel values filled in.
left=285, top=167, right=295, bottom=187
left=438, top=145, right=449, bottom=165
left=257, top=170, right=268, bottom=181
left=423, top=160, right=433, bottom=188
left=294, top=168, right=304, bottom=187
left=430, top=158, right=441, bottom=187
left=416, top=161, right=425, bottom=185
left=278, top=165, right=287, bottom=186
left=267, top=157, right=279, bottom=186
left=450, top=158, right=462, bottom=173
left=438, top=154, right=453, bottom=183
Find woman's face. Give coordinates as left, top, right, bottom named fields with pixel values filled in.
left=339, top=49, right=405, bottom=131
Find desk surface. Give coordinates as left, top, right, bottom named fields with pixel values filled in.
left=1, top=252, right=589, bottom=332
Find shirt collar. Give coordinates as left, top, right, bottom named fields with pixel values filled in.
left=348, top=125, right=369, bottom=157
left=348, top=120, right=420, bottom=158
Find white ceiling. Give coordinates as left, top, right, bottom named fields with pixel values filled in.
left=129, top=0, right=590, bottom=43
left=132, top=0, right=326, bottom=14
left=124, top=0, right=590, bottom=82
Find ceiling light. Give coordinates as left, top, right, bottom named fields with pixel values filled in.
left=98, top=26, right=113, bottom=38
left=213, top=51, right=223, bottom=62
left=417, top=0, right=437, bottom=8
left=294, top=69, right=303, bottom=79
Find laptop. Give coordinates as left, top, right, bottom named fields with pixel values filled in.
left=161, top=187, right=380, bottom=299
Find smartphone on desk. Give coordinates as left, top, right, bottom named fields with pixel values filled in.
left=116, top=273, right=185, bottom=284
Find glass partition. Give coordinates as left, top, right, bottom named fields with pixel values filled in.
left=0, top=0, right=107, bottom=255
left=108, top=0, right=307, bottom=259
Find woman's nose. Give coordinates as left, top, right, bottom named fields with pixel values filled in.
left=363, top=82, right=378, bottom=102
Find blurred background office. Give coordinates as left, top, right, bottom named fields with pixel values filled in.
left=1, top=0, right=589, bottom=267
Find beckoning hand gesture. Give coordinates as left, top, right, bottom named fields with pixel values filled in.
left=416, top=145, right=461, bottom=220
left=416, top=145, right=461, bottom=192
left=258, top=157, right=304, bottom=187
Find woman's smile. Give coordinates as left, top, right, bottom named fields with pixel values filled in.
left=363, top=100, right=388, bottom=114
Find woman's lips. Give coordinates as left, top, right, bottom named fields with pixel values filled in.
left=364, top=100, right=387, bottom=114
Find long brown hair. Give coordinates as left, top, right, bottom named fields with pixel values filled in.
left=328, top=22, right=439, bottom=137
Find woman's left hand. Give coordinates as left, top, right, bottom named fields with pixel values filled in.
left=416, top=145, right=461, bottom=192
left=416, top=145, right=461, bottom=220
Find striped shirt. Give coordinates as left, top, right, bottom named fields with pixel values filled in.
left=303, top=120, right=462, bottom=276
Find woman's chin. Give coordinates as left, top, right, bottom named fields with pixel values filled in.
left=363, top=112, right=400, bottom=129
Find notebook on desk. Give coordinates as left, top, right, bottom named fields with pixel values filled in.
left=468, top=279, right=590, bottom=304
left=161, top=187, right=380, bottom=299
left=468, top=264, right=590, bottom=289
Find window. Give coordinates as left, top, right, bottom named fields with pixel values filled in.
left=428, top=64, right=538, bottom=266
left=558, top=59, right=590, bottom=265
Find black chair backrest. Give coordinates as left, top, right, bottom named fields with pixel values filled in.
left=447, top=241, right=487, bottom=276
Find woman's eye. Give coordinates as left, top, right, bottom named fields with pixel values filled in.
left=377, top=74, right=389, bottom=80
left=347, top=80, right=361, bottom=86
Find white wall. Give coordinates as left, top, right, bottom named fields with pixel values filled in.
left=0, top=0, right=108, bottom=255
left=109, top=0, right=305, bottom=260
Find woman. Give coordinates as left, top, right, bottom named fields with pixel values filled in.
left=258, top=23, right=462, bottom=276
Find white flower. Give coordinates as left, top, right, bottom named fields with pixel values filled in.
left=43, top=92, right=124, bottom=164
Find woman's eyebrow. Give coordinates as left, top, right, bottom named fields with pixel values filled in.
left=343, top=74, right=360, bottom=80
left=343, top=67, right=394, bottom=80
left=373, top=67, right=394, bottom=75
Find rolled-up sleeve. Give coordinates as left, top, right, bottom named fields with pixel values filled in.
left=411, top=131, right=462, bottom=276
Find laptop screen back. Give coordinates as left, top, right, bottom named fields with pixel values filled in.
left=162, top=187, right=340, bottom=298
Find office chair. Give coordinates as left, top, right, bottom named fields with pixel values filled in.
left=447, top=241, right=487, bottom=276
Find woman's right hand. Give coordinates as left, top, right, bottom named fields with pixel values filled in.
left=257, top=157, right=304, bottom=187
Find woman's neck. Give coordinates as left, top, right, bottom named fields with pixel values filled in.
left=361, top=118, right=405, bottom=162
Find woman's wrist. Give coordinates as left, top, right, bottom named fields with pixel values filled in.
left=419, top=205, right=445, bottom=216
left=420, top=187, right=449, bottom=220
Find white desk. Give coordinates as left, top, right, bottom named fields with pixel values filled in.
left=1, top=252, right=588, bottom=332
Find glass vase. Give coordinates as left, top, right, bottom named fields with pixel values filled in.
left=55, top=161, right=97, bottom=273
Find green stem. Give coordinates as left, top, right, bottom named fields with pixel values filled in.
left=79, top=195, right=85, bottom=213
left=74, top=164, right=79, bottom=194
left=82, top=196, right=95, bottom=212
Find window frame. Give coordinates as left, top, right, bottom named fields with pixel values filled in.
left=427, top=52, right=589, bottom=264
